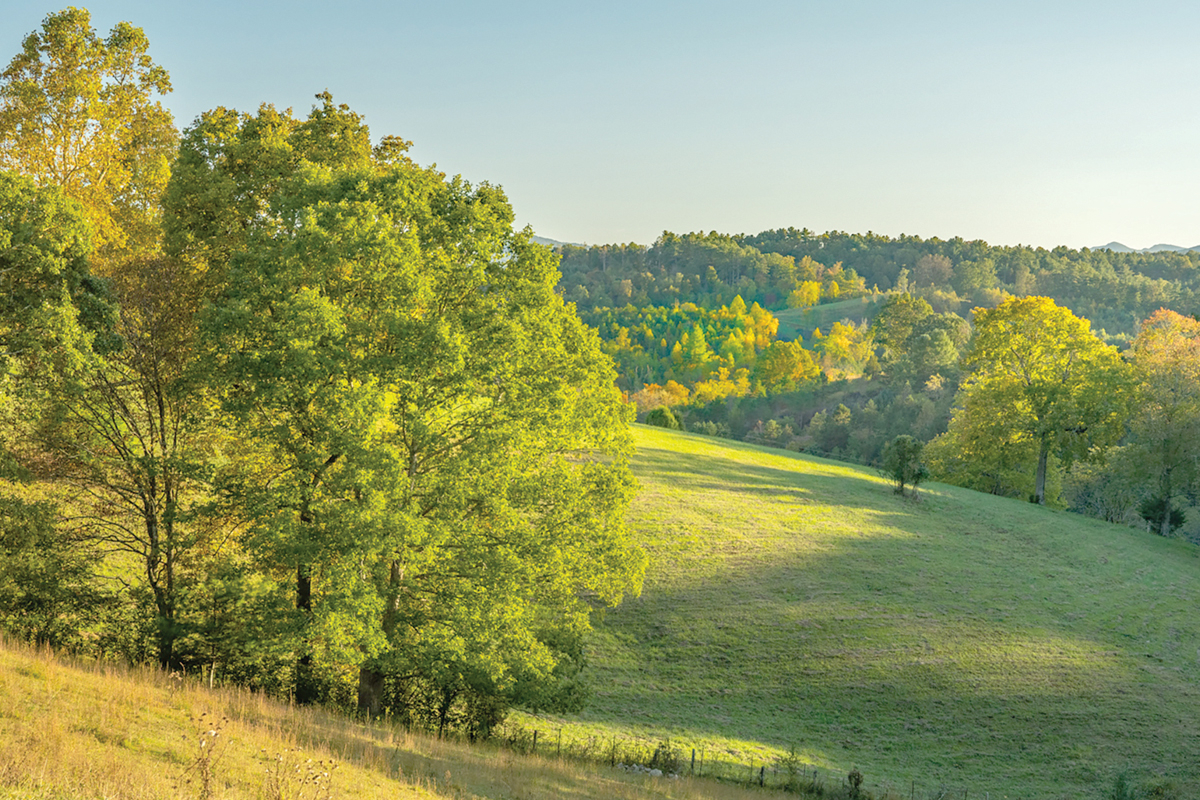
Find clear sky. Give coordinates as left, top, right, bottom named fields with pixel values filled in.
left=5, top=0, right=1199, bottom=249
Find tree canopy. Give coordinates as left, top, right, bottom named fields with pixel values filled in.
left=0, top=7, right=644, bottom=733
left=171, top=97, right=644, bottom=718
left=940, top=296, right=1131, bottom=505
left=0, top=7, right=176, bottom=263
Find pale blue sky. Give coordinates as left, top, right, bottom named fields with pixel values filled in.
left=5, top=1, right=1199, bottom=249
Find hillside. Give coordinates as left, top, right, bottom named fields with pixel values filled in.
left=0, top=638, right=790, bottom=800
left=523, top=426, right=1200, bottom=798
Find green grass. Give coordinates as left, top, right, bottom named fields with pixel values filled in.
left=774, top=295, right=886, bottom=341
left=517, top=426, right=1200, bottom=798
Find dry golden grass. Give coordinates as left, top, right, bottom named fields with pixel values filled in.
left=0, top=637, right=813, bottom=800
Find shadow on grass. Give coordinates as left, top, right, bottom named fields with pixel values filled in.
left=579, top=433, right=1200, bottom=795
left=632, top=440, right=891, bottom=503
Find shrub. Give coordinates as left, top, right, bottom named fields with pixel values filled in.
left=645, top=407, right=680, bottom=429
left=647, top=739, right=682, bottom=774
left=1138, top=495, right=1186, bottom=535
left=690, top=420, right=730, bottom=437
left=1110, top=771, right=1136, bottom=800
left=880, top=435, right=928, bottom=496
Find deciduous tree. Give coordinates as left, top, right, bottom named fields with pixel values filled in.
left=184, top=98, right=644, bottom=719
left=0, top=8, right=176, bottom=264
left=880, top=434, right=928, bottom=496
left=869, top=293, right=932, bottom=362
left=1126, top=309, right=1200, bottom=535
left=945, top=296, right=1130, bottom=505
left=753, top=339, right=819, bottom=393
left=34, top=253, right=220, bottom=668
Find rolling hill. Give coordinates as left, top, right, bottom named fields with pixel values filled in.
left=520, top=426, right=1200, bottom=798
left=5, top=424, right=1200, bottom=799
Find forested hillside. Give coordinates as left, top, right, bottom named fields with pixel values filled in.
left=560, top=228, right=1200, bottom=338
left=558, top=230, right=1200, bottom=540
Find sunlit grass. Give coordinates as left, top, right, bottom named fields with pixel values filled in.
left=0, top=637, right=828, bottom=800
left=513, top=426, right=1200, bottom=798
left=774, top=296, right=885, bottom=341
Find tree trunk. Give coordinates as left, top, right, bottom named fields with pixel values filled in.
left=157, top=623, right=175, bottom=668
left=437, top=685, right=457, bottom=739
left=293, top=456, right=339, bottom=705
left=357, top=667, right=386, bottom=717
left=1034, top=438, right=1049, bottom=505
left=295, top=561, right=317, bottom=704
left=1159, top=472, right=1175, bottom=537
left=356, top=560, right=402, bottom=715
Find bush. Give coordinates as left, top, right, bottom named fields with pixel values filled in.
left=0, top=497, right=105, bottom=649
left=1143, top=775, right=1180, bottom=799
left=647, top=739, right=682, bottom=774
left=644, top=406, right=680, bottom=429
left=690, top=420, right=730, bottom=438
left=1110, top=771, right=1136, bottom=800
left=880, top=435, right=928, bottom=496
left=1138, top=495, right=1186, bottom=535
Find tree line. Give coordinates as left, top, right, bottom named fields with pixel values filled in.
left=0, top=8, right=644, bottom=736
left=555, top=215, right=1200, bottom=541
left=560, top=228, right=1200, bottom=340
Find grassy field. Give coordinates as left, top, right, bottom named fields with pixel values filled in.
left=774, top=295, right=886, bottom=341
left=0, top=638, right=812, bottom=800
left=514, top=426, right=1200, bottom=799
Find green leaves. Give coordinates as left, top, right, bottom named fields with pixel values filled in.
left=186, top=110, right=642, bottom=715
left=0, top=8, right=176, bottom=262
left=933, top=296, right=1132, bottom=505
left=0, top=171, right=112, bottom=370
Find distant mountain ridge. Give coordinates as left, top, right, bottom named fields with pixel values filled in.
left=1094, top=241, right=1200, bottom=253
left=532, top=235, right=584, bottom=248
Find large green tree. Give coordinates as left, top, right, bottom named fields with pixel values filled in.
left=939, top=296, right=1130, bottom=505
left=0, top=172, right=122, bottom=655
left=32, top=252, right=223, bottom=668
left=177, top=97, right=643, bottom=722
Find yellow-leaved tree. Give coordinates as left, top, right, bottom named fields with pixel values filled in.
left=929, top=296, right=1131, bottom=505
left=0, top=7, right=176, bottom=265
left=1126, top=309, right=1200, bottom=535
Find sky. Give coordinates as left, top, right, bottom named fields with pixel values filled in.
left=4, top=0, right=1200, bottom=250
